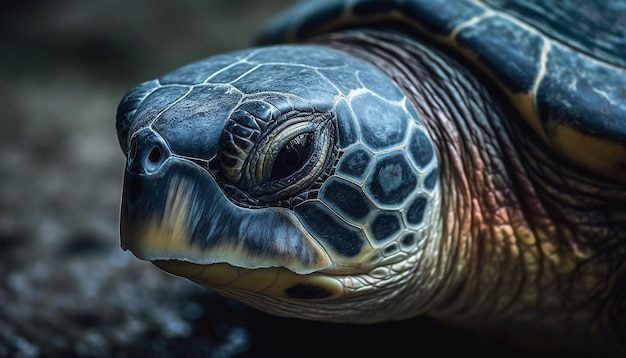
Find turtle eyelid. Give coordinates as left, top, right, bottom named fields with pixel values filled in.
left=246, top=115, right=335, bottom=203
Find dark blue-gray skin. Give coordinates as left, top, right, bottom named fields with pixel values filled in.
left=115, top=0, right=626, bottom=354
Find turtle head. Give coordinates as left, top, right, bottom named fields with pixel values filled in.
left=116, top=45, right=440, bottom=321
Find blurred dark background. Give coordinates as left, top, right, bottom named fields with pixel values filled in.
left=0, top=1, right=552, bottom=357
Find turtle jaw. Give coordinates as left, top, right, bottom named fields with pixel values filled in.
left=153, top=260, right=346, bottom=300
left=119, top=156, right=354, bottom=300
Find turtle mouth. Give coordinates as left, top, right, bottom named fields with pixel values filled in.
left=153, top=260, right=345, bottom=299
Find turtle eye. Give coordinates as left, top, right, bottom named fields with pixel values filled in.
left=247, top=120, right=332, bottom=202
left=271, top=133, right=314, bottom=180
left=216, top=97, right=336, bottom=205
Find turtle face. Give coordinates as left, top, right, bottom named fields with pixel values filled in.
left=117, top=45, right=439, bottom=306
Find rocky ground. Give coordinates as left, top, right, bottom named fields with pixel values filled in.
left=1, top=1, right=550, bottom=357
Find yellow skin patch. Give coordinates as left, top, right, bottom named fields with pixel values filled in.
left=121, top=178, right=200, bottom=260
left=154, top=261, right=345, bottom=299
left=550, top=123, right=626, bottom=182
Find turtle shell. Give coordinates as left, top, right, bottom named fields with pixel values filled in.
left=258, top=0, right=626, bottom=181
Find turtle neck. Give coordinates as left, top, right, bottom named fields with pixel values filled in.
left=316, top=29, right=626, bottom=353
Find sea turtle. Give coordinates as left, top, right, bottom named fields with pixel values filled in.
left=115, top=0, right=626, bottom=353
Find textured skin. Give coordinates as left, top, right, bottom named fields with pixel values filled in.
left=319, top=30, right=626, bottom=352
left=116, top=0, right=626, bottom=354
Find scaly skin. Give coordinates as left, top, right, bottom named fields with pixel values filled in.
left=317, top=30, right=626, bottom=352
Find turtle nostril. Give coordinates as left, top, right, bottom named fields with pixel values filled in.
left=148, top=146, right=162, bottom=163
left=126, top=131, right=169, bottom=174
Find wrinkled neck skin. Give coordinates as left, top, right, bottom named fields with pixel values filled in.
left=317, top=30, right=626, bottom=352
